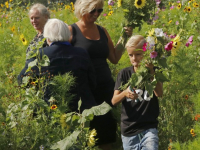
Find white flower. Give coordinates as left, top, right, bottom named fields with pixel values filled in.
left=154, top=28, right=164, bottom=37
left=146, top=36, right=155, bottom=46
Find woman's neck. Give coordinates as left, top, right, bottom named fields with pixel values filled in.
left=78, top=19, right=95, bottom=29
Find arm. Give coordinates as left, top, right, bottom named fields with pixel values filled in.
left=111, top=87, right=138, bottom=106
left=103, top=27, right=133, bottom=64
left=68, top=25, right=73, bottom=43
left=147, top=63, right=163, bottom=97
left=103, top=27, right=122, bottom=64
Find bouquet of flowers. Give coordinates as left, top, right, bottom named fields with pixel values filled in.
left=128, top=28, right=182, bottom=97
left=118, top=0, right=156, bottom=46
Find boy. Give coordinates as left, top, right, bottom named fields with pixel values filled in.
left=112, top=35, right=163, bottom=150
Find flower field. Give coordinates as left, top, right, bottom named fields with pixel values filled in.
left=0, top=0, right=200, bottom=149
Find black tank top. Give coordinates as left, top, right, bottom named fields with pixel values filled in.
left=71, top=23, right=114, bottom=86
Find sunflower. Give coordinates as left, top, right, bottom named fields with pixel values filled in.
left=50, top=104, right=57, bottom=110
left=11, top=26, right=15, bottom=32
left=171, top=35, right=181, bottom=56
left=187, top=6, right=192, bottom=12
left=65, top=5, right=70, bottom=10
left=134, top=0, right=146, bottom=9
left=168, top=146, right=172, bottom=150
left=117, top=0, right=122, bottom=7
left=20, top=34, right=28, bottom=45
left=5, top=1, right=9, bottom=8
left=60, top=114, right=70, bottom=129
left=108, top=11, right=113, bottom=16
left=87, top=129, right=97, bottom=147
left=177, top=3, right=181, bottom=9
left=190, top=129, right=195, bottom=137
left=184, top=7, right=187, bottom=12
left=188, top=0, right=193, bottom=3
left=193, top=2, right=199, bottom=7
left=168, top=20, right=172, bottom=24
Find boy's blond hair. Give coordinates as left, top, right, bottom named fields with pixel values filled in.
left=125, top=35, right=146, bottom=49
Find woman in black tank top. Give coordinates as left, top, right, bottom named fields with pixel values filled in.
left=68, top=0, right=132, bottom=149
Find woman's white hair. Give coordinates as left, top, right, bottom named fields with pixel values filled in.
left=29, top=3, right=50, bottom=18
left=74, top=0, right=104, bottom=20
left=126, top=35, right=146, bottom=49
left=43, top=19, right=71, bottom=42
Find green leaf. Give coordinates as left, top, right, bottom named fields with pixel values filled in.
left=158, top=58, right=168, bottom=68
left=50, top=130, right=81, bottom=150
left=25, top=59, right=37, bottom=73
left=39, top=54, right=50, bottom=67
left=82, top=102, right=111, bottom=118
left=22, top=76, right=31, bottom=86
left=144, top=82, right=154, bottom=97
left=78, top=99, right=82, bottom=111
left=155, top=72, right=169, bottom=82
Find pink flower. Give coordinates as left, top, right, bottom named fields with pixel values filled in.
left=185, top=42, right=189, bottom=47
left=103, top=13, right=107, bottom=16
left=170, top=6, right=174, bottom=9
left=143, top=42, right=147, bottom=51
left=177, top=1, right=180, bottom=3
left=165, top=41, right=173, bottom=51
left=176, top=21, right=179, bottom=25
left=108, top=0, right=115, bottom=6
left=150, top=51, right=158, bottom=58
left=153, top=15, right=159, bottom=20
left=169, top=34, right=176, bottom=39
left=185, top=36, right=193, bottom=47
left=188, top=36, right=193, bottom=44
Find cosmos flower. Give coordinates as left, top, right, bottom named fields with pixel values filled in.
left=134, top=0, right=146, bottom=9
left=150, top=51, right=158, bottom=58
left=176, top=21, right=179, bottom=25
left=154, top=28, right=164, bottom=37
left=165, top=41, right=173, bottom=51
left=142, top=42, right=147, bottom=51
left=185, top=36, right=193, bottom=47
left=146, top=36, right=155, bottom=46
left=108, top=0, right=115, bottom=6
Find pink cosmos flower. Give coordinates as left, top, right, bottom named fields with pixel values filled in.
left=108, top=0, right=115, bottom=6
left=177, top=1, right=180, bottom=3
left=176, top=21, right=179, bottom=25
left=185, top=36, right=193, bottom=47
left=185, top=42, right=189, bottom=47
left=170, top=6, right=174, bottom=9
left=169, top=34, right=176, bottom=39
left=103, top=13, right=107, bottom=16
left=188, top=36, right=193, bottom=44
left=150, top=51, right=158, bottom=58
left=165, top=41, right=173, bottom=51
left=143, top=42, right=147, bottom=51
left=153, top=15, right=159, bottom=20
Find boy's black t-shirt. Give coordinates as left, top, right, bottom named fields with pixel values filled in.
left=114, top=66, right=159, bottom=137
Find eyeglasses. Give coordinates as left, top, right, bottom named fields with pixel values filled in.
left=89, top=8, right=103, bottom=14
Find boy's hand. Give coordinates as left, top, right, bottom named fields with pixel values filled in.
left=145, top=62, right=154, bottom=74
left=125, top=86, right=138, bottom=100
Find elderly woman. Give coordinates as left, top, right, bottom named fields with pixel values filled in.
left=68, top=0, right=132, bottom=149
left=26, top=3, right=50, bottom=59
left=18, top=18, right=97, bottom=112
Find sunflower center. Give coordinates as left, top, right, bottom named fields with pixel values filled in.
left=137, top=0, right=142, bottom=5
left=22, top=38, right=25, bottom=42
